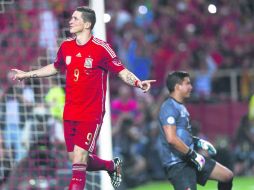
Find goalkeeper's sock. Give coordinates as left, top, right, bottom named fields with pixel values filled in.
left=218, top=179, right=233, bottom=190
left=87, top=154, right=114, bottom=172
left=69, top=163, right=87, bottom=190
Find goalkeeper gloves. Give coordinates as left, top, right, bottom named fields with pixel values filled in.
left=193, top=136, right=217, bottom=155
left=186, top=149, right=206, bottom=171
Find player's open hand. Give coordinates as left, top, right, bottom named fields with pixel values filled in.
left=138, top=80, right=156, bottom=93
left=11, top=69, right=28, bottom=81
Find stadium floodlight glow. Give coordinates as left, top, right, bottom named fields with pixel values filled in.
left=104, top=13, right=111, bottom=23
left=138, top=5, right=148, bottom=15
left=208, top=4, right=217, bottom=14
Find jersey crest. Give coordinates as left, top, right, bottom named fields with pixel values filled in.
left=84, top=57, right=93, bottom=68
left=65, top=56, right=72, bottom=65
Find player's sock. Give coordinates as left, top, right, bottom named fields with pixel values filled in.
left=69, top=163, right=87, bottom=190
left=217, top=179, right=233, bottom=190
left=87, top=154, right=114, bottom=172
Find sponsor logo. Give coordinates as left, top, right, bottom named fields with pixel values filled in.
left=65, top=56, right=71, bottom=65
left=76, top=52, right=82, bottom=57
left=72, top=178, right=83, bottom=182
left=181, top=110, right=186, bottom=117
left=84, top=57, right=93, bottom=68
left=180, top=107, right=189, bottom=117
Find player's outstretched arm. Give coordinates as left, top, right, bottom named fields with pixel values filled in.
left=193, top=136, right=217, bottom=155
left=12, top=64, right=58, bottom=81
left=118, top=68, right=156, bottom=92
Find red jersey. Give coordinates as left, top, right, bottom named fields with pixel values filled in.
left=54, top=36, right=125, bottom=121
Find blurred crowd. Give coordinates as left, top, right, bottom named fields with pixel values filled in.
left=1, top=0, right=254, bottom=189
left=1, top=0, right=254, bottom=99
left=105, top=0, right=254, bottom=101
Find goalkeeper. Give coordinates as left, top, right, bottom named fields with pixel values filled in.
left=158, top=71, right=233, bottom=190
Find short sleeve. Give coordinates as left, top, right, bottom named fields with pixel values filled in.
left=53, top=44, right=65, bottom=73
left=100, top=42, right=125, bottom=74
left=108, top=57, right=125, bottom=74
left=159, top=103, right=179, bottom=127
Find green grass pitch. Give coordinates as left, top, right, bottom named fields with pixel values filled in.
left=129, top=176, right=254, bottom=190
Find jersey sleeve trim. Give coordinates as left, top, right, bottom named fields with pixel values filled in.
left=92, top=38, right=116, bottom=58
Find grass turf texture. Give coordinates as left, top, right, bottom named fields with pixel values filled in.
left=129, top=176, right=254, bottom=190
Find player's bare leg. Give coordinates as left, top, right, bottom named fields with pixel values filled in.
left=68, top=145, right=89, bottom=190
left=73, top=145, right=89, bottom=163
left=209, top=162, right=234, bottom=190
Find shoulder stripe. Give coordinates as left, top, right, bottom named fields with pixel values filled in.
left=92, top=38, right=116, bottom=58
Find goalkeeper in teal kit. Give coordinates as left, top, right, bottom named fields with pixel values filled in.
left=158, top=71, right=233, bottom=190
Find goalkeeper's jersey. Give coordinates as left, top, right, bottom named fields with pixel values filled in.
left=54, top=36, right=125, bottom=121
left=158, top=97, right=194, bottom=168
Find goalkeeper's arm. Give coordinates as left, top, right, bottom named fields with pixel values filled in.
left=193, top=136, right=217, bottom=155
left=12, top=64, right=58, bottom=81
left=163, top=125, right=205, bottom=171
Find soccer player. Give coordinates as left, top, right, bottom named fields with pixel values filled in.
left=12, top=6, right=155, bottom=190
left=158, top=71, right=233, bottom=190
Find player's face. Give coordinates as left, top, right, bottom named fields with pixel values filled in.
left=69, top=11, right=86, bottom=34
left=179, top=77, right=192, bottom=98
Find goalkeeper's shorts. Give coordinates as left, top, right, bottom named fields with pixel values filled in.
left=165, top=157, right=216, bottom=190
